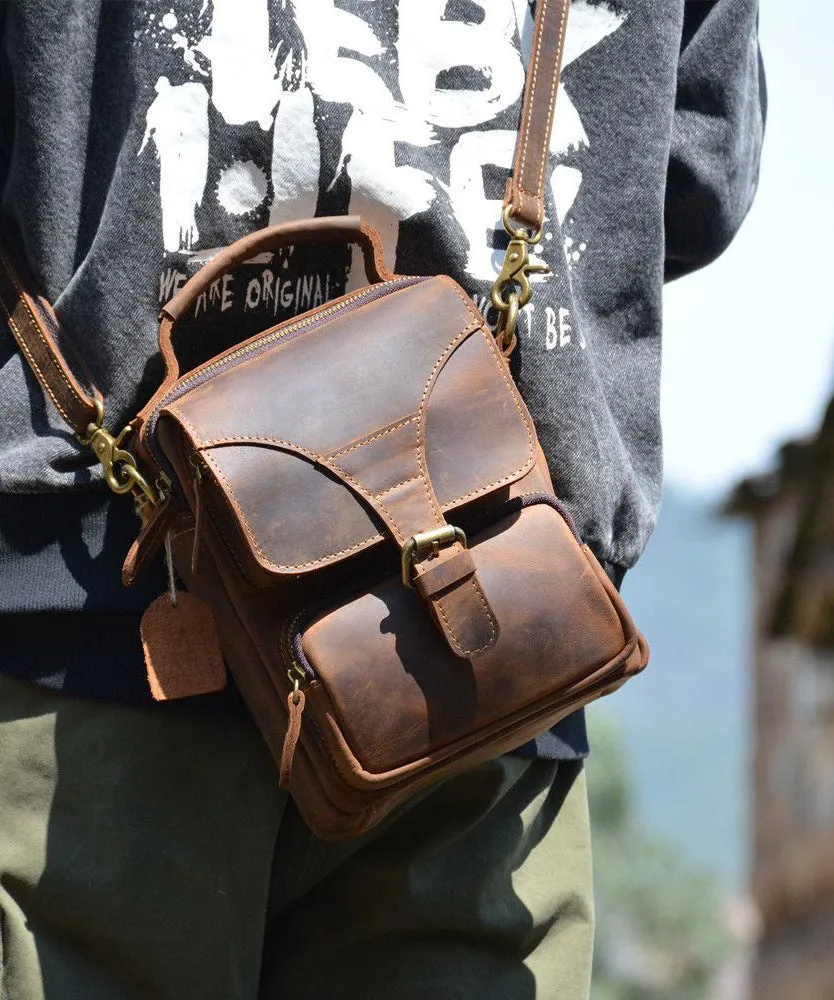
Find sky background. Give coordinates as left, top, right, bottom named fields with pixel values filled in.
left=661, top=0, right=834, bottom=497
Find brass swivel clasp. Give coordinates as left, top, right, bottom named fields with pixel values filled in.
left=77, top=398, right=158, bottom=522
left=491, top=238, right=547, bottom=314
left=490, top=206, right=550, bottom=356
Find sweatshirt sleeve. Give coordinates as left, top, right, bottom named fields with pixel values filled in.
left=664, top=0, right=766, bottom=281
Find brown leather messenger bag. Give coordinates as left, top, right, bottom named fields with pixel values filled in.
left=0, top=0, right=648, bottom=840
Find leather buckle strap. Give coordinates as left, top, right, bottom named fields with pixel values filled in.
left=402, top=526, right=499, bottom=660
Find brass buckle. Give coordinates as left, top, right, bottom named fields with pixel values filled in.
left=77, top=398, right=158, bottom=522
left=401, top=524, right=467, bottom=589
left=490, top=206, right=550, bottom=356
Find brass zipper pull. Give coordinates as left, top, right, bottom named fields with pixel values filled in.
left=188, top=452, right=204, bottom=575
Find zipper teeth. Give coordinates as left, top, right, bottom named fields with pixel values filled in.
left=285, top=608, right=315, bottom=684
left=161, top=279, right=405, bottom=405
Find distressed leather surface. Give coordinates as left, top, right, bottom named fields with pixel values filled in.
left=162, top=276, right=534, bottom=579
left=0, top=240, right=102, bottom=436
left=167, top=485, right=648, bottom=840
left=301, top=502, right=625, bottom=774
left=151, top=266, right=649, bottom=840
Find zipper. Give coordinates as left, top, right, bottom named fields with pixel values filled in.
left=145, top=276, right=422, bottom=478
left=284, top=606, right=317, bottom=687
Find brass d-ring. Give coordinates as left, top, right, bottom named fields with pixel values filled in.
left=502, top=204, right=543, bottom=245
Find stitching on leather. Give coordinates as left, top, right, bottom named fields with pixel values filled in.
left=171, top=320, right=535, bottom=570
left=469, top=576, right=498, bottom=645
left=3, top=255, right=99, bottom=424
left=166, top=410, right=276, bottom=575
left=192, top=431, right=403, bottom=551
left=406, top=277, right=488, bottom=534
left=206, top=444, right=396, bottom=564
left=193, top=432, right=417, bottom=544
left=177, top=281, right=484, bottom=564
left=416, top=322, right=535, bottom=510
left=538, top=1, right=569, bottom=197
left=171, top=407, right=403, bottom=564
left=4, top=306, right=72, bottom=424
left=375, top=474, right=422, bottom=499
left=360, top=222, right=395, bottom=282
left=0, top=254, right=77, bottom=425
left=141, top=277, right=427, bottom=454
left=165, top=277, right=427, bottom=406
left=194, top=412, right=532, bottom=530
left=517, top=0, right=547, bottom=196
left=329, top=414, right=417, bottom=459
left=435, top=273, right=483, bottom=324
left=412, top=322, right=481, bottom=530
left=434, top=576, right=497, bottom=657
left=191, top=433, right=327, bottom=455
left=435, top=591, right=469, bottom=655
left=148, top=289, right=388, bottom=429
left=164, top=414, right=266, bottom=586
left=516, top=0, right=568, bottom=208
left=166, top=278, right=533, bottom=573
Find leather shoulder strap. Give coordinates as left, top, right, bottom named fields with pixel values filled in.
left=505, top=0, right=571, bottom=234
left=0, top=240, right=101, bottom=438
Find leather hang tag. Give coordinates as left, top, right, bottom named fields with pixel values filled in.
left=140, top=591, right=227, bottom=701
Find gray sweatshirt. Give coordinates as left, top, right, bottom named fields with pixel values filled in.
left=0, top=1, right=764, bottom=737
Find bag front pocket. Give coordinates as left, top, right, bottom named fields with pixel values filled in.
left=293, top=498, right=635, bottom=778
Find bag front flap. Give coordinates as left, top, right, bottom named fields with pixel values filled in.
left=161, top=276, right=536, bottom=579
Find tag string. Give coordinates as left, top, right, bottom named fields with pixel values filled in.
left=164, top=530, right=178, bottom=608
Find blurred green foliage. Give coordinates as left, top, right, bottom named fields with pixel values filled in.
left=587, top=714, right=735, bottom=1000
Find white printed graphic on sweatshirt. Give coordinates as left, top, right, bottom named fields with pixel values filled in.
left=216, top=160, right=269, bottom=217
left=140, top=77, right=209, bottom=252
left=138, top=0, right=626, bottom=349
left=197, top=0, right=282, bottom=129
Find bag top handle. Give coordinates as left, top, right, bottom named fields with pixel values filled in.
left=160, top=216, right=394, bottom=325
left=154, top=216, right=395, bottom=394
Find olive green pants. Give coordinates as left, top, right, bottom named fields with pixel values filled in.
left=0, top=674, right=593, bottom=1000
